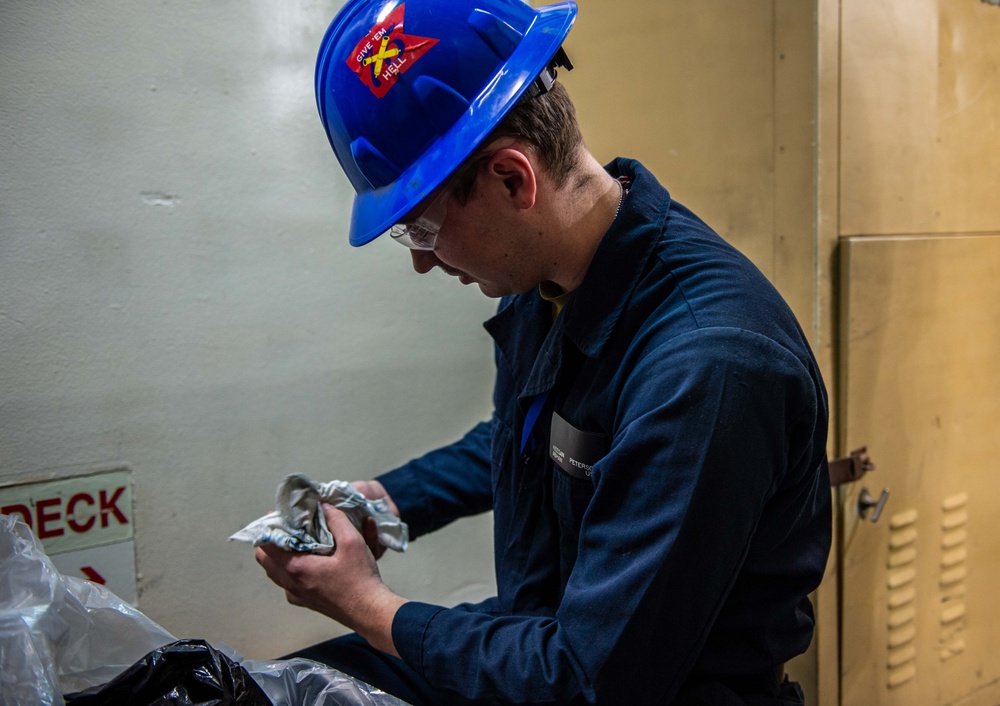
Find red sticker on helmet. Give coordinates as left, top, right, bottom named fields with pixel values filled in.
left=347, top=4, right=439, bottom=99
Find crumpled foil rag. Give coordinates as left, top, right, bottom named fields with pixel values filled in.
left=229, top=473, right=408, bottom=555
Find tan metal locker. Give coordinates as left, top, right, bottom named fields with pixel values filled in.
left=833, top=1, right=1000, bottom=701
left=839, top=235, right=1000, bottom=705
left=839, top=0, right=1000, bottom=237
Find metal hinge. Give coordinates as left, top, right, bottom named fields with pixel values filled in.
left=829, top=447, right=891, bottom=522
left=828, top=446, right=875, bottom=487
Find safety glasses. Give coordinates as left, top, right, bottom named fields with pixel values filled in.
left=387, top=181, right=454, bottom=251
left=386, top=145, right=507, bottom=250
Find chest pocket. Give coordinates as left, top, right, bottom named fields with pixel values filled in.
left=551, top=464, right=596, bottom=528
left=549, top=411, right=606, bottom=581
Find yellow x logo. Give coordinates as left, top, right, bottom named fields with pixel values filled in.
left=363, top=36, right=401, bottom=78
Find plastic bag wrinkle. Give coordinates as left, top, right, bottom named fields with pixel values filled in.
left=1, top=514, right=410, bottom=705
left=63, top=638, right=272, bottom=705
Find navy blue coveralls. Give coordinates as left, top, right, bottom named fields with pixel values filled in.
left=292, top=160, right=832, bottom=706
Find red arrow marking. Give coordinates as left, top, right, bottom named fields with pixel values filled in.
left=81, top=566, right=106, bottom=584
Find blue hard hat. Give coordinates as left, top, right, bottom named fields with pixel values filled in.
left=315, top=0, right=578, bottom=246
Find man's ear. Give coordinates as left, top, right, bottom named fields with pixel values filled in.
left=485, top=147, right=536, bottom=210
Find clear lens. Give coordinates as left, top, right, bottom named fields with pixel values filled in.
left=389, top=221, right=437, bottom=250
left=386, top=180, right=453, bottom=250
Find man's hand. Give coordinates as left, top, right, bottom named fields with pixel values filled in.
left=351, top=479, right=399, bottom=560
left=255, top=503, right=407, bottom=656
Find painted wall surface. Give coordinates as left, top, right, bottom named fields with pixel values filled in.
left=0, top=1, right=499, bottom=658
left=1, top=0, right=833, bottom=691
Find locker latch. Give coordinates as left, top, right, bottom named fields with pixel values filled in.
left=857, top=487, right=890, bottom=522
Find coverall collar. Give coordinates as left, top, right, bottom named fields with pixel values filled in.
left=484, top=159, right=669, bottom=402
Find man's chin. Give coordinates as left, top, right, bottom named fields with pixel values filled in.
left=477, top=281, right=531, bottom=299
left=438, top=269, right=520, bottom=298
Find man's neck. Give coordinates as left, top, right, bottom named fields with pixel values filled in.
left=541, top=150, right=623, bottom=292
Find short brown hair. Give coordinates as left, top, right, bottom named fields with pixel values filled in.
left=452, top=81, right=583, bottom=202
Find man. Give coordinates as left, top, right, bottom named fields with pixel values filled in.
left=256, top=0, right=832, bottom=704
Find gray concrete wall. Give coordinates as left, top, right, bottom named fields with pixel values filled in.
left=0, top=0, right=497, bottom=658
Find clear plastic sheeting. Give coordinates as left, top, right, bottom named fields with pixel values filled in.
left=0, top=514, right=176, bottom=704
left=235, top=656, right=409, bottom=706
left=0, top=515, right=410, bottom=706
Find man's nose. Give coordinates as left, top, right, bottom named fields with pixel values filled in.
left=410, top=249, right=440, bottom=274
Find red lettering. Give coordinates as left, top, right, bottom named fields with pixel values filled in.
left=100, top=487, right=128, bottom=527
left=67, top=492, right=96, bottom=533
left=2, top=503, right=32, bottom=525
left=35, top=497, right=64, bottom=539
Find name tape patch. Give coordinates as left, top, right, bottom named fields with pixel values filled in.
left=550, top=411, right=608, bottom=479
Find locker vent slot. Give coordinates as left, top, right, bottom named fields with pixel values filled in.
left=939, top=492, right=968, bottom=662
left=887, top=508, right=919, bottom=688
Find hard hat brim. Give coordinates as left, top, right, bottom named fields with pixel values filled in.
left=345, top=1, right=579, bottom=247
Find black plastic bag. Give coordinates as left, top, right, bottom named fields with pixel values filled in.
left=64, top=639, right=272, bottom=706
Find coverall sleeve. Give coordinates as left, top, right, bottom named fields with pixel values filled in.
left=376, top=418, right=494, bottom=539
left=390, top=329, right=828, bottom=704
